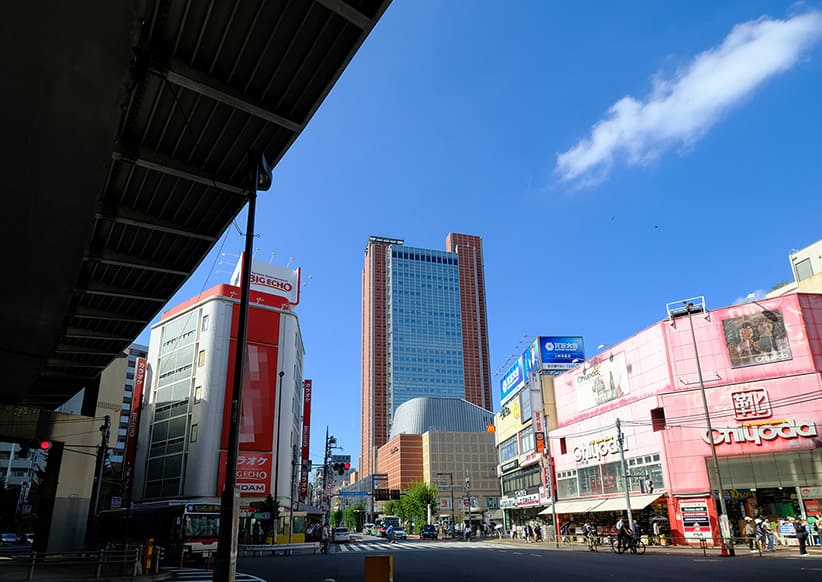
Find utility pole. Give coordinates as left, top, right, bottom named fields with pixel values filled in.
left=93, top=415, right=111, bottom=518
left=288, top=444, right=299, bottom=545
left=616, top=418, right=633, bottom=531
left=685, top=301, right=734, bottom=557
left=214, top=151, right=271, bottom=582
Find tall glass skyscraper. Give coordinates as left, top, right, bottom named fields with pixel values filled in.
left=360, top=234, right=491, bottom=477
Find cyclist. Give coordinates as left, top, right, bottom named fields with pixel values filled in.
left=583, top=522, right=597, bottom=551
left=616, top=516, right=632, bottom=552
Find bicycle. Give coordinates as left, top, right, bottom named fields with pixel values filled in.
left=585, top=533, right=598, bottom=552
left=612, top=535, right=645, bottom=554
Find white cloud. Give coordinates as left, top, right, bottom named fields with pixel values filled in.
left=555, top=11, right=822, bottom=186
left=732, top=289, right=768, bottom=305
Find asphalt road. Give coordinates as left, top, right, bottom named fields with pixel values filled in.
left=236, top=539, right=822, bottom=582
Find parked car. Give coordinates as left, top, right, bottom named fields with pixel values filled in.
left=1, top=532, right=19, bottom=544
left=333, top=527, right=351, bottom=543
left=393, top=527, right=407, bottom=540
left=421, top=524, right=438, bottom=540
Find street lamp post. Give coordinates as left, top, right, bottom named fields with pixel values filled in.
left=668, top=297, right=734, bottom=557
left=272, top=370, right=286, bottom=537
left=436, top=472, right=455, bottom=532
left=465, top=476, right=471, bottom=532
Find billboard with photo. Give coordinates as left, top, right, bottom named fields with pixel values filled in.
left=576, top=351, right=631, bottom=410
left=721, top=309, right=792, bottom=368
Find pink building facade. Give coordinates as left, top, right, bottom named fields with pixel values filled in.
left=549, top=293, right=822, bottom=545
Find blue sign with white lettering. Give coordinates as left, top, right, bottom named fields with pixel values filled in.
left=539, top=336, right=585, bottom=370
left=499, top=356, right=525, bottom=405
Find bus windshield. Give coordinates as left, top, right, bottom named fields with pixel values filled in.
left=184, top=514, right=220, bottom=538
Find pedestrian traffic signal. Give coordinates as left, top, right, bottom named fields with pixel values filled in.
left=39, top=440, right=52, bottom=451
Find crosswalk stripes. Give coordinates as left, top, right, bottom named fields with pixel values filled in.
left=334, top=541, right=513, bottom=553
left=166, top=567, right=266, bottom=581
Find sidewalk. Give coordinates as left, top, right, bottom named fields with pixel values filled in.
left=0, top=557, right=172, bottom=582
left=471, top=535, right=822, bottom=558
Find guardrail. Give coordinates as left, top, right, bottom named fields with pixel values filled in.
left=239, top=542, right=320, bottom=557
left=3, top=547, right=145, bottom=580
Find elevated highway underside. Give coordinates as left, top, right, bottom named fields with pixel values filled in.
left=0, top=0, right=390, bottom=410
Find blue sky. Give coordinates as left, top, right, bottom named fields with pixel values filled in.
left=137, top=1, right=822, bottom=469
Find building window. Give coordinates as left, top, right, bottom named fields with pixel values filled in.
left=560, top=437, right=567, bottom=455
left=194, top=386, right=202, bottom=404
left=190, top=424, right=199, bottom=443
left=202, top=314, right=209, bottom=331
left=795, top=258, right=814, bottom=281
left=520, top=390, right=532, bottom=423
left=198, top=350, right=206, bottom=367
left=498, top=435, right=519, bottom=463
left=520, top=426, right=535, bottom=454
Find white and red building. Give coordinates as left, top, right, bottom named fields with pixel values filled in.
left=132, top=256, right=310, bottom=511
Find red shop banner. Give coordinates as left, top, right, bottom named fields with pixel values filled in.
left=216, top=451, right=272, bottom=496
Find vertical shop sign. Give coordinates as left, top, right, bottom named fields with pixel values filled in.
left=299, top=380, right=312, bottom=500
left=680, top=499, right=712, bottom=541
left=123, top=357, right=147, bottom=474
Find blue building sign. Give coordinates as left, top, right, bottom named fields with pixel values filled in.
left=539, top=336, right=585, bottom=371
left=499, top=356, right=525, bottom=404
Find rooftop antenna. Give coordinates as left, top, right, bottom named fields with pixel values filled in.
left=253, top=247, right=261, bottom=259
left=286, top=256, right=294, bottom=268
left=270, top=251, right=278, bottom=263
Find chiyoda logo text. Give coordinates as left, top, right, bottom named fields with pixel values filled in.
left=704, top=419, right=817, bottom=446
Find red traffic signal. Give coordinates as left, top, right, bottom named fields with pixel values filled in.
left=39, top=440, right=52, bottom=451
left=343, top=462, right=351, bottom=470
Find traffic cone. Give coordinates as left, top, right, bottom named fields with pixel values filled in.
left=720, top=542, right=729, bottom=557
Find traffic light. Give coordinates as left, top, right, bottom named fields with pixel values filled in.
left=39, top=440, right=52, bottom=451
left=16, top=445, right=30, bottom=459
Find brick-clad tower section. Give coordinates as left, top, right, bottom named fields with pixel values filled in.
left=360, top=237, right=395, bottom=477
left=446, top=233, right=492, bottom=412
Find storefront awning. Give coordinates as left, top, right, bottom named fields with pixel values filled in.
left=590, top=494, right=663, bottom=512
left=538, top=499, right=605, bottom=515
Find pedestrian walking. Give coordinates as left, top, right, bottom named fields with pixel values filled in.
left=763, top=519, right=775, bottom=552
left=794, top=518, right=810, bottom=556
left=321, top=523, right=330, bottom=554
left=652, top=521, right=661, bottom=546
left=744, top=517, right=755, bottom=551
left=754, top=519, right=766, bottom=552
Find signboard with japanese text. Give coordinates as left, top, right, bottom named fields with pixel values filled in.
left=123, top=357, right=147, bottom=474
left=216, top=451, right=272, bottom=495
left=299, top=380, right=312, bottom=500
left=500, top=356, right=525, bottom=405
left=231, top=253, right=301, bottom=305
left=538, top=336, right=585, bottom=372
left=680, top=499, right=712, bottom=541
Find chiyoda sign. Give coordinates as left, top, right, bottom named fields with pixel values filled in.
left=704, top=419, right=817, bottom=446
left=704, top=387, right=819, bottom=446
left=573, top=435, right=625, bottom=465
